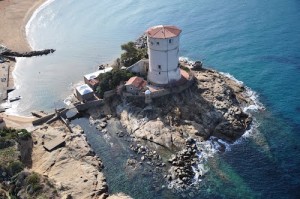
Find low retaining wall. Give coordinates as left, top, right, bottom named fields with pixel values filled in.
left=32, top=113, right=56, bottom=126
left=122, top=77, right=194, bottom=100
left=32, top=108, right=66, bottom=126
left=75, top=99, right=104, bottom=111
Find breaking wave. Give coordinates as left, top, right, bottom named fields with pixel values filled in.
left=171, top=58, right=266, bottom=188
left=26, top=0, right=56, bottom=49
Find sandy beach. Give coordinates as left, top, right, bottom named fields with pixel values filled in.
left=0, top=0, right=46, bottom=128
left=0, top=112, right=36, bottom=128
left=0, top=0, right=46, bottom=51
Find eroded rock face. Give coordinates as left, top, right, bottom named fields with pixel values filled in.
left=30, top=121, right=108, bottom=199
left=194, top=69, right=253, bottom=141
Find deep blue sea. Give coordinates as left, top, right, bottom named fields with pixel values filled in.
left=7, top=0, right=300, bottom=198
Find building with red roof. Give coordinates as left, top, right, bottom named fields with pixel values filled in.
left=125, top=76, right=147, bottom=94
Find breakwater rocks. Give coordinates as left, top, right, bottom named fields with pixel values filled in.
left=129, top=144, right=166, bottom=168
left=134, top=34, right=147, bottom=49
left=166, top=138, right=199, bottom=190
left=0, top=45, right=55, bottom=62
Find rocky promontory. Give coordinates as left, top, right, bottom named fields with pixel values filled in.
left=118, top=68, right=252, bottom=147
left=90, top=67, right=256, bottom=190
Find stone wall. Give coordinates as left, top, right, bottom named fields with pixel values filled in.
left=75, top=99, right=104, bottom=111
left=127, top=59, right=149, bottom=76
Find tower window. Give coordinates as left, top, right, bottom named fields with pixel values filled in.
left=156, top=42, right=159, bottom=45
left=158, top=65, right=161, bottom=69
left=169, top=39, right=172, bottom=43
left=159, top=72, right=161, bottom=75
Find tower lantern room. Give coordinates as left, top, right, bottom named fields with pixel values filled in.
left=146, top=25, right=182, bottom=85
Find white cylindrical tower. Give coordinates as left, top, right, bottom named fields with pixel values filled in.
left=146, top=25, right=182, bottom=85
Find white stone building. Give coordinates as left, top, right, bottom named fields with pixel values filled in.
left=75, top=84, right=94, bottom=102
left=146, top=25, right=182, bottom=85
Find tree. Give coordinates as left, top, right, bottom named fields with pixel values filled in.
left=120, top=42, right=147, bottom=67
left=96, top=69, right=134, bottom=97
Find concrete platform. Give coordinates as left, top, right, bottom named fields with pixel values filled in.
left=43, top=136, right=65, bottom=152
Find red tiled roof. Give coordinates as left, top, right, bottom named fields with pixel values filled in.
left=146, top=25, right=182, bottom=39
left=125, top=76, right=147, bottom=90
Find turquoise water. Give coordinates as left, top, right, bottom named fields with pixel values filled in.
left=9, top=0, right=300, bottom=198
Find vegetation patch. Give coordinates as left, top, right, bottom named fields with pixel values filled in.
left=9, top=172, right=59, bottom=199
left=0, top=128, right=30, bottom=183
left=120, top=41, right=147, bottom=67
left=180, top=64, right=190, bottom=72
left=96, top=69, right=134, bottom=97
left=0, top=128, right=31, bottom=142
left=0, top=146, right=23, bottom=180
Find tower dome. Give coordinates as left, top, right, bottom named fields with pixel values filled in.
left=146, top=25, right=182, bottom=85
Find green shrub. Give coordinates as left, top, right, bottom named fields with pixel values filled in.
left=26, top=172, right=40, bottom=185
left=17, top=130, right=31, bottom=140
left=8, top=161, right=24, bottom=176
left=96, top=69, right=134, bottom=97
left=0, top=128, right=31, bottom=141
left=32, top=183, right=43, bottom=192
left=180, top=64, right=190, bottom=72
left=120, top=42, right=147, bottom=67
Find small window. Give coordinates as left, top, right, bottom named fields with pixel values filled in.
left=156, top=42, right=159, bottom=45
left=169, top=39, right=172, bottom=44
left=158, top=65, right=161, bottom=69
left=159, top=72, right=161, bottom=75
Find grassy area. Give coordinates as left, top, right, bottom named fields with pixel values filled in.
left=9, top=172, right=59, bottom=199
left=0, top=146, right=24, bottom=179
left=0, top=146, right=19, bottom=165
left=0, top=128, right=54, bottom=198
left=0, top=128, right=29, bottom=180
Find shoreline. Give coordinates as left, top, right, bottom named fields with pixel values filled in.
left=0, top=2, right=132, bottom=198
left=0, top=0, right=263, bottom=196
left=0, top=0, right=47, bottom=127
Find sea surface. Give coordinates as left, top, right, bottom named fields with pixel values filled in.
left=7, top=0, right=300, bottom=198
